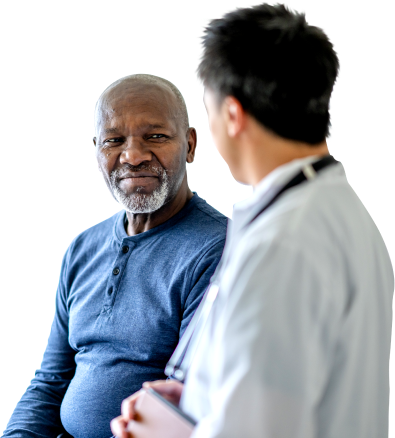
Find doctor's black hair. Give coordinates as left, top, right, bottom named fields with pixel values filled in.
left=198, top=3, right=339, bottom=145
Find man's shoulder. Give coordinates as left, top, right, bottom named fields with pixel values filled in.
left=68, top=210, right=123, bottom=251
left=65, top=197, right=228, bottom=258
left=185, top=194, right=228, bottom=239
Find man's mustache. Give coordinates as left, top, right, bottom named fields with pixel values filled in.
left=111, top=167, right=162, bottom=182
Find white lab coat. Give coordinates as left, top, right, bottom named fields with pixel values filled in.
left=180, top=157, right=394, bottom=438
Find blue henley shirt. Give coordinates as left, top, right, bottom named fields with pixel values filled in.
left=4, top=194, right=227, bottom=438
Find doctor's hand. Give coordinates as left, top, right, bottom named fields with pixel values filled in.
left=110, top=380, right=185, bottom=438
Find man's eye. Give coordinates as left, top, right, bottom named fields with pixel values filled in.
left=103, top=134, right=168, bottom=144
left=151, top=134, right=167, bottom=137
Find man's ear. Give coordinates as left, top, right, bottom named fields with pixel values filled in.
left=187, top=127, right=197, bottom=163
left=223, top=97, right=246, bottom=138
left=92, top=137, right=96, bottom=157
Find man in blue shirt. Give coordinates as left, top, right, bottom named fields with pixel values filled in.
left=3, top=74, right=227, bottom=438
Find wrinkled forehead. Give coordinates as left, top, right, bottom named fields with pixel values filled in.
left=95, top=83, right=179, bottom=135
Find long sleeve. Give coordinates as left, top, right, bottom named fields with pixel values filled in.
left=180, top=239, right=226, bottom=337
left=186, top=227, right=392, bottom=438
left=165, top=240, right=226, bottom=383
left=186, top=239, right=340, bottom=438
left=3, top=249, right=77, bottom=438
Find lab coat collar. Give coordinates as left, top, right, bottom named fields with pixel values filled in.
left=231, top=155, right=323, bottom=236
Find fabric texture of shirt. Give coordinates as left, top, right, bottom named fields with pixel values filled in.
left=4, top=194, right=227, bottom=438
left=181, top=158, right=394, bottom=438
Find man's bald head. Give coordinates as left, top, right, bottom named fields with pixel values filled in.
left=94, top=74, right=189, bottom=134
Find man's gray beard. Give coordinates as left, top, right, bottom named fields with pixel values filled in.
left=110, top=167, right=170, bottom=214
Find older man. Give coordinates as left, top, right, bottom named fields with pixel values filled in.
left=3, top=74, right=227, bottom=438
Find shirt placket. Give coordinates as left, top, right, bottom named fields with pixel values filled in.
left=102, top=239, right=136, bottom=312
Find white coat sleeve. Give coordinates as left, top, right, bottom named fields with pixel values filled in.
left=191, top=238, right=341, bottom=438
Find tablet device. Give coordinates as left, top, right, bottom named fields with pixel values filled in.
left=126, top=388, right=196, bottom=438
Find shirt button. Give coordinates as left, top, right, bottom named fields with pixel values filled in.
left=113, top=267, right=120, bottom=276
left=122, top=245, right=129, bottom=254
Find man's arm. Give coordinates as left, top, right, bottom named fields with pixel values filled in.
left=3, top=249, right=76, bottom=438
left=180, top=239, right=226, bottom=337
left=189, top=239, right=338, bottom=438
left=166, top=239, right=226, bottom=382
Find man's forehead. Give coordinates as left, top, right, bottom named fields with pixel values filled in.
left=96, top=110, right=178, bottom=139
left=102, top=82, right=176, bottom=112
left=98, top=115, right=174, bottom=133
left=99, top=91, right=173, bottom=114
left=96, top=84, right=178, bottom=132
left=102, top=123, right=167, bottom=133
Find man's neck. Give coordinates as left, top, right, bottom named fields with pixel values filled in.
left=246, top=140, right=329, bottom=186
left=125, top=187, right=194, bottom=236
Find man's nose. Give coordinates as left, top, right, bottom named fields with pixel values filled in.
left=119, top=137, right=153, bottom=166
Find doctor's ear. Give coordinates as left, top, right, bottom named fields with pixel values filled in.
left=222, top=97, right=247, bottom=138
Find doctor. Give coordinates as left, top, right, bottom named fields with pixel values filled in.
left=111, top=4, right=394, bottom=438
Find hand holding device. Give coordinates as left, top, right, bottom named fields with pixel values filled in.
left=111, top=380, right=187, bottom=438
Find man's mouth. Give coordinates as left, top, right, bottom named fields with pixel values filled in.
left=121, top=176, right=158, bottom=185
left=119, top=171, right=159, bottom=180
